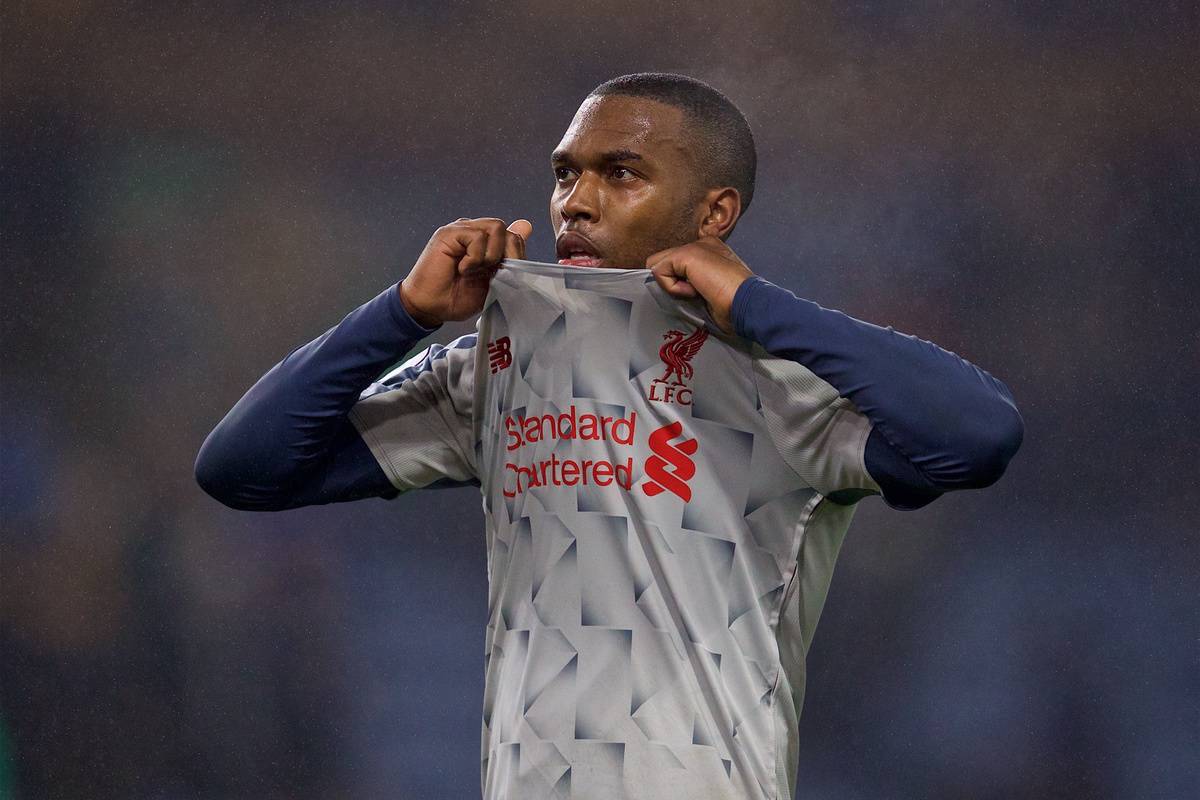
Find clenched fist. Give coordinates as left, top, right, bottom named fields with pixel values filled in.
left=399, top=217, right=532, bottom=326
left=647, top=235, right=754, bottom=336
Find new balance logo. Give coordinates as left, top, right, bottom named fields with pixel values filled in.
left=641, top=420, right=698, bottom=502
left=487, top=336, right=512, bottom=374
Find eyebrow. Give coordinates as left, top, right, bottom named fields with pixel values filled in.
left=551, top=147, right=645, bottom=165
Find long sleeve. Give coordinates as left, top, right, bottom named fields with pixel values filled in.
left=731, top=276, right=1024, bottom=510
left=194, top=282, right=444, bottom=511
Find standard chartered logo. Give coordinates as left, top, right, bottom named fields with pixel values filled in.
left=499, top=407, right=699, bottom=503
left=640, top=420, right=699, bottom=503
left=501, top=406, right=637, bottom=498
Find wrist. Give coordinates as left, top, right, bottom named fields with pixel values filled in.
left=731, top=275, right=772, bottom=340
left=397, top=280, right=442, bottom=329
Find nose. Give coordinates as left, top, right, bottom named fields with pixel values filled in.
left=559, top=171, right=599, bottom=223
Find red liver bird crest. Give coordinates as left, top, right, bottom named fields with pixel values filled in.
left=656, top=327, right=709, bottom=385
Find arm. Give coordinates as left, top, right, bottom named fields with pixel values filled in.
left=731, top=276, right=1024, bottom=510
left=193, top=282, right=445, bottom=511
left=195, top=217, right=529, bottom=512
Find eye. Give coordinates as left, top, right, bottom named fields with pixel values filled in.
left=610, top=166, right=636, bottom=180
left=553, top=167, right=575, bottom=183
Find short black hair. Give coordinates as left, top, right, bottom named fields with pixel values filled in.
left=586, top=72, right=757, bottom=224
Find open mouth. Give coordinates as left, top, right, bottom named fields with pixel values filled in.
left=556, top=231, right=604, bottom=267
left=558, top=254, right=603, bottom=267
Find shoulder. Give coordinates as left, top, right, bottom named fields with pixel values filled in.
left=383, top=331, right=477, bottom=382
left=748, top=341, right=844, bottom=407
left=360, top=332, right=478, bottom=401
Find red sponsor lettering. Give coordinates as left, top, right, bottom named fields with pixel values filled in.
left=503, top=455, right=634, bottom=498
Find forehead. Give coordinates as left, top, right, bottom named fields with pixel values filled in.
left=553, top=95, right=691, bottom=164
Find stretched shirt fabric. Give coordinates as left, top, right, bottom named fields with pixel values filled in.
left=345, top=259, right=1009, bottom=800
left=195, top=257, right=1023, bottom=800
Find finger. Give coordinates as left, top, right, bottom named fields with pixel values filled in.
left=504, top=219, right=531, bottom=260
left=460, top=229, right=488, bottom=273
left=442, top=225, right=478, bottom=261
left=456, top=218, right=506, bottom=266
left=462, top=216, right=502, bottom=228
left=645, top=247, right=677, bottom=270
left=502, top=230, right=523, bottom=260
left=457, top=216, right=501, bottom=236
left=648, top=252, right=685, bottom=280
left=657, top=274, right=695, bottom=298
left=649, top=258, right=674, bottom=285
left=669, top=279, right=698, bottom=299
left=651, top=260, right=697, bottom=298
left=480, top=219, right=507, bottom=265
left=508, top=219, right=532, bottom=241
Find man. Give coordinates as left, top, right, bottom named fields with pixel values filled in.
left=196, top=73, right=1023, bottom=799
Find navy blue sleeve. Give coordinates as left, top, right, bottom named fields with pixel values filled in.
left=731, top=276, right=1024, bottom=511
left=194, top=282, right=443, bottom=511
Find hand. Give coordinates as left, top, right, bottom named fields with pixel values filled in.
left=647, top=236, right=755, bottom=335
left=399, top=217, right=532, bottom=325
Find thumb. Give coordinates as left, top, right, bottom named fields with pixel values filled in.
left=504, top=218, right=532, bottom=260
left=507, top=219, right=532, bottom=240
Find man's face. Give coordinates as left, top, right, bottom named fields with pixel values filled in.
left=550, top=95, right=703, bottom=269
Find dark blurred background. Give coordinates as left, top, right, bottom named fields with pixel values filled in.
left=2, top=1, right=1197, bottom=798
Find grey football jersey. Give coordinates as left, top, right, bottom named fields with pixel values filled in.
left=349, top=258, right=881, bottom=799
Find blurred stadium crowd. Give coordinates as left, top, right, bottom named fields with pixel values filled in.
left=2, top=2, right=1196, bottom=798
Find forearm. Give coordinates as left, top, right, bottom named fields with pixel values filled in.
left=731, top=277, right=1024, bottom=504
left=194, top=283, right=440, bottom=509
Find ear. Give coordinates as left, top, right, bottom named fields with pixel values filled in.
left=696, top=187, right=742, bottom=240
